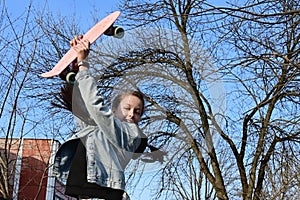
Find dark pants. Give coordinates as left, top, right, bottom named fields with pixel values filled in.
left=65, top=139, right=124, bottom=200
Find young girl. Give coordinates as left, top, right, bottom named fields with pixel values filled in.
left=53, top=35, right=149, bottom=200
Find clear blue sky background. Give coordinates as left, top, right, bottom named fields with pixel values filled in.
left=5, top=0, right=120, bottom=28
left=5, top=0, right=119, bottom=14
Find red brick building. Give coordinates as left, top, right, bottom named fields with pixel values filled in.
left=0, top=138, right=76, bottom=200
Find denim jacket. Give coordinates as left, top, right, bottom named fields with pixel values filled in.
left=53, top=70, right=143, bottom=191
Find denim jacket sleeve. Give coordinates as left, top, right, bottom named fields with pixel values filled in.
left=73, top=69, right=141, bottom=151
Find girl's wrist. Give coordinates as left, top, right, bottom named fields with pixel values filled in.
left=77, top=60, right=90, bottom=71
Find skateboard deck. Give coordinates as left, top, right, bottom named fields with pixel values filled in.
left=41, top=11, right=122, bottom=78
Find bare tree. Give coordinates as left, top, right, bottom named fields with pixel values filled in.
left=214, top=1, right=300, bottom=199
left=0, top=2, right=36, bottom=198
left=0, top=2, right=75, bottom=198
left=2, top=0, right=297, bottom=199
left=77, top=0, right=299, bottom=199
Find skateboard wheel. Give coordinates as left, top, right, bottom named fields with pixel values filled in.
left=66, top=72, right=76, bottom=85
left=114, top=26, right=124, bottom=38
left=105, top=26, right=124, bottom=39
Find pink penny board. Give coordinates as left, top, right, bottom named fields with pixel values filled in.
left=41, top=11, right=121, bottom=78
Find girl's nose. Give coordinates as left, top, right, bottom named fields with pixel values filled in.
left=128, top=109, right=134, bottom=118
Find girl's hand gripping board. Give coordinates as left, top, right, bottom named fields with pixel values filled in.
left=41, top=11, right=123, bottom=78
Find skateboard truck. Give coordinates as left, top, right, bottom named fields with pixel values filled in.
left=104, top=26, right=124, bottom=38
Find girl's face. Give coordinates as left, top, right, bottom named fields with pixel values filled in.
left=113, top=94, right=143, bottom=124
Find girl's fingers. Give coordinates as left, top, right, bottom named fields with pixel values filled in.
left=69, top=35, right=90, bottom=61
left=70, top=38, right=75, bottom=46
left=82, top=39, right=90, bottom=50
left=70, top=35, right=90, bottom=49
left=70, top=35, right=81, bottom=46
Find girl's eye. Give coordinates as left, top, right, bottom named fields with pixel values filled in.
left=134, top=110, right=141, bottom=115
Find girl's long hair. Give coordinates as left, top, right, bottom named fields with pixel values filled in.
left=51, top=83, right=73, bottom=111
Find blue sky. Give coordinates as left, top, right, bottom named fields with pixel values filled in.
left=5, top=0, right=120, bottom=27
left=5, top=0, right=119, bottom=14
